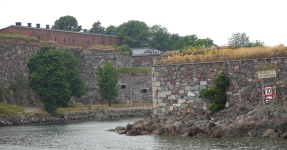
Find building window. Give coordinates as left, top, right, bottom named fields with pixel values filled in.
left=73, top=39, right=75, bottom=44
left=38, top=36, right=40, bottom=40
left=87, top=40, right=89, bottom=45
left=54, top=37, right=56, bottom=41
left=64, top=38, right=66, bottom=43
left=141, top=89, right=147, bottom=93
left=121, top=85, right=126, bottom=89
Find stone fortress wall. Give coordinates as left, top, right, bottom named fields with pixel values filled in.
left=152, top=58, right=287, bottom=116
left=0, top=41, right=152, bottom=105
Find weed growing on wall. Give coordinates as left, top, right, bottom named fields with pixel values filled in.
left=202, top=70, right=229, bottom=112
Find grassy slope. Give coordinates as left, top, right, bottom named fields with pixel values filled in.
left=0, top=102, right=24, bottom=116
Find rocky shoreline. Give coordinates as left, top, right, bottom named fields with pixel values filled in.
left=111, top=97, right=287, bottom=139
left=0, top=108, right=152, bottom=126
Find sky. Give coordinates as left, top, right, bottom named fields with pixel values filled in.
left=1, top=0, right=286, bottom=46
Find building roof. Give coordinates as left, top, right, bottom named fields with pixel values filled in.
left=131, top=47, right=163, bottom=56
left=0, top=25, right=119, bottom=37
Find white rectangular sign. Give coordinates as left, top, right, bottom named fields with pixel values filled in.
left=258, top=70, right=276, bottom=79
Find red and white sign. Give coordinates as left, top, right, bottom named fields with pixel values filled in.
left=264, top=86, right=273, bottom=103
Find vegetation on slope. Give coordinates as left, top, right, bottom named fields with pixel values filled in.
left=91, top=43, right=132, bottom=55
left=155, top=44, right=287, bottom=65
left=0, top=102, right=24, bottom=116
left=0, top=32, right=39, bottom=43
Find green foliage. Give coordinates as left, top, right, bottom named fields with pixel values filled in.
left=228, top=32, right=250, bottom=47
left=0, top=102, right=24, bottom=116
left=247, top=40, right=265, bottom=47
left=105, top=25, right=117, bottom=35
left=201, top=70, right=229, bottom=112
left=52, top=15, right=82, bottom=31
left=90, top=21, right=105, bottom=34
left=183, top=35, right=198, bottom=46
left=149, top=25, right=170, bottom=51
left=26, top=46, right=85, bottom=112
left=9, top=75, right=26, bottom=92
left=0, top=33, right=38, bottom=43
left=61, top=51, right=86, bottom=98
left=95, top=61, right=120, bottom=106
left=172, top=38, right=186, bottom=50
left=116, top=20, right=150, bottom=47
left=119, top=67, right=151, bottom=74
left=192, top=38, right=217, bottom=47
left=112, top=44, right=132, bottom=55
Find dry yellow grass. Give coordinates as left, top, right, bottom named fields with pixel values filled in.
left=155, top=44, right=287, bottom=65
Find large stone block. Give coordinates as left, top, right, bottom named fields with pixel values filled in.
left=200, top=81, right=207, bottom=85
left=200, top=85, right=207, bottom=89
left=158, top=103, right=166, bottom=107
left=187, top=91, right=195, bottom=96
left=185, top=86, right=191, bottom=90
left=178, top=98, right=186, bottom=104
left=179, top=90, right=184, bottom=94
left=191, top=85, right=199, bottom=90
left=166, top=91, right=171, bottom=96
left=168, top=95, right=176, bottom=100
left=158, top=91, right=166, bottom=98
left=169, top=84, right=174, bottom=90
left=152, top=81, right=160, bottom=86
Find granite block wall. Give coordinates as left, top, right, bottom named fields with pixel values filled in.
left=0, top=42, right=137, bottom=106
left=117, top=74, right=152, bottom=103
left=152, top=58, right=287, bottom=116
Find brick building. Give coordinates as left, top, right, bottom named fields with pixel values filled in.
left=0, top=22, right=122, bottom=49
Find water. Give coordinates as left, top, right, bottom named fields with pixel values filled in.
left=0, top=117, right=286, bottom=150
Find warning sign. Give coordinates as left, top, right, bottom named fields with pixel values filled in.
left=264, top=86, right=273, bottom=103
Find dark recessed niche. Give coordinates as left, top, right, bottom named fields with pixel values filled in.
left=121, top=85, right=126, bottom=89
left=141, top=89, right=147, bottom=93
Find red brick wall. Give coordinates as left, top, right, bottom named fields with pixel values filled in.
left=0, top=26, right=122, bottom=49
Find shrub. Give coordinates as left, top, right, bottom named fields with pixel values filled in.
left=201, top=70, right=229, bottom=112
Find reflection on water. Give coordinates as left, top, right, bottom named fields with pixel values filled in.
left=0, top=117, right=286, bottom=150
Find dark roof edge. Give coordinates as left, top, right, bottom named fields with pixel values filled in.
left=0, top=25, right=120, bottom=37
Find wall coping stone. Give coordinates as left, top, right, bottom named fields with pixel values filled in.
left=152, top=57, right=287, bottom=67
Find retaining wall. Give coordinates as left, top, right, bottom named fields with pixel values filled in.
left=152, top=58, right=287, bottom=116
left=0, top=108, right=152, bottom=126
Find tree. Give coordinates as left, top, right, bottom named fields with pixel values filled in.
left=52, top=15, right=82, bottom=31
left=149, top=25, right=170, bottom=51
left=26, top=46, right=85, bottom=112
left=105, top=25, right=117, bottom=35
left=247, top=40, right=265, bottom=47
left=183, top=35, right=198, bottom=46
left=192, top=38, right=217, bottom=47
left=116, top=20, right=150, bottom=47
left=228, top=32, right=250, bottom=47
left=172, top=38, right=186, bottom=50
left=90, top=21, right=105, bottom=34
left=61, top=51, right=86, bottom=98
left=166, top=33, right=180, bottom=50
left=95, top=61, right=119, bottom=106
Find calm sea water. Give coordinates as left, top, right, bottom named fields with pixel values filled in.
left=0, top=117, right=286, bottom=150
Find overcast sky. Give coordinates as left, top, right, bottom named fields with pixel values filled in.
left=1, top=0, right=286, bottom=46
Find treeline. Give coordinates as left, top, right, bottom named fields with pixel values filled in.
left=52, top=15, right=264, bottom=51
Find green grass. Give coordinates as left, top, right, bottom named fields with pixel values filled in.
left=119, top=67, right=151, bottom=74
left=0, top=102, right=24, bottom=116
left=0, top=33, right=39, bottom=42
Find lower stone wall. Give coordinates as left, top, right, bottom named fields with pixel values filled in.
left=0, top=108, right=152, bottom=126
left=152, top=58, right=287, bottom=116
left=117, top=74, right=152, bottom=103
